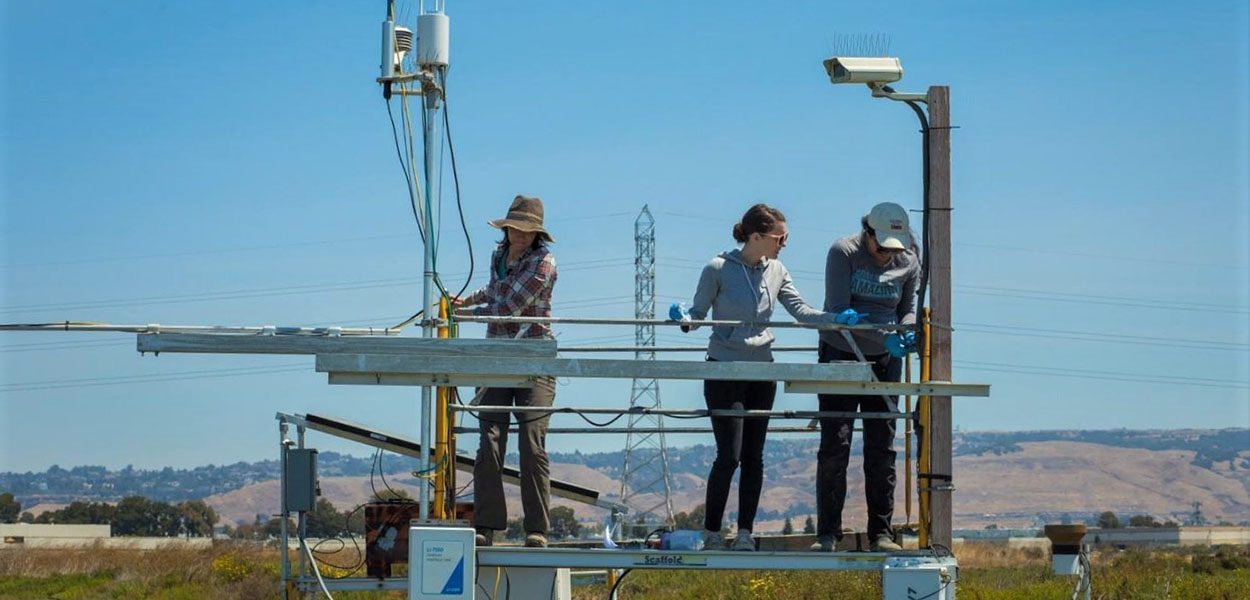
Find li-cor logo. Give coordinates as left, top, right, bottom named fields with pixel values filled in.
left=638, top=555, right=707, bottom=567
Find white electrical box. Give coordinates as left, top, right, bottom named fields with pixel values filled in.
left=408, top=525, right=475, bottom=600
left=882, top=555, right=957, bottom=600
left=1053, top=553, right=1080, bottom=575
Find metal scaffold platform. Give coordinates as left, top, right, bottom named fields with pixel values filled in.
left=0, top=3, right=984, bottom=598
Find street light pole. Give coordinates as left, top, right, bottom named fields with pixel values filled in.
left=924, top=85, right=954, bottom=550
left=823, top=57, right=956, bottom=549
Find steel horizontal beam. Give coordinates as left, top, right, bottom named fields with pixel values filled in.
left=327, top=372, right=533, bottom=388
left=452, top=426, right=868, bottom=434
left=785, top=380, right=990, bottom=397
left=317, top=353, right=871, bottom=383
left=454, top=406, right=907, bottom=419
left=136, top=333, right=556, bottom=357
left=317, top=353, right=990, bottom=396
left=477, top=547, right=896, bottom=570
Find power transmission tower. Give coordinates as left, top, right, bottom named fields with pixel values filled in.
left=619, top=205, right=676, bottom=531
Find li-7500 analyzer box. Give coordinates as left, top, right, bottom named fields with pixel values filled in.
left=408, top=525, right=474, bottom=600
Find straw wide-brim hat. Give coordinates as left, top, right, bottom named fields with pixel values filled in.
left=489, top=195, right=554, bottom=242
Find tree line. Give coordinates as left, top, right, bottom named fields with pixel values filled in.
left=1, top=492, right=218, bottom=537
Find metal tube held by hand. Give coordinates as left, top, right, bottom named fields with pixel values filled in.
left=450, top=314, right=915, bottom=332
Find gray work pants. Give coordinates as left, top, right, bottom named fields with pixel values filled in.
left=472, top=377, right=555, bottom=534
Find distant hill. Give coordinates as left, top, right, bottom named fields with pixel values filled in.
left=4, top=429, right=1248, bottom=530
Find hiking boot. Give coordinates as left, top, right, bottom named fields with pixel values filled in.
left=869, top=534, right=902, bottom=552
left=524, top=532, right=548, bottom=548
left=731, top=529, right=756, bottom=551
left=809, top=535, right=834, bottom=552
left=702, top=530, right=725, bottom=550
left=474, top=528, right=493, bottom=547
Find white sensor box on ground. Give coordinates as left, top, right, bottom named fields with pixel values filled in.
left=409, top=525, right=474, bottom=600
left=882, top=555, right=957, bottom=600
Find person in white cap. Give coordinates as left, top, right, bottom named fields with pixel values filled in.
left=811, top=201, right=920, bottom=552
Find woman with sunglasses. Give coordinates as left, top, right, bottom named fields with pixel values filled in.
left=811, top=201, right=920, bottom=553
left=680, top=203, right=833, bottom=551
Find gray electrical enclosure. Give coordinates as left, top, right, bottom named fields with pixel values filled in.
left=284, top=448, right=319, bottom=512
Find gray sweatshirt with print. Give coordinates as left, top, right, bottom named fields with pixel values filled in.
left=820, top=233, right=920, bottom=356
left=688, top=248, right=831, bottom=362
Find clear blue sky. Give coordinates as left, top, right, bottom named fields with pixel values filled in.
left=2, top=1, right=1247, bottom=473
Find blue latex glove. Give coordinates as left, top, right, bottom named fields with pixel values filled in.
left=668, top=302, right=691, bottom=322
left=885, top=331, right=917, bottom=358
left=833, top=308, right=862, bottom=326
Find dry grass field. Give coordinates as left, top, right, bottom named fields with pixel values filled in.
left=1, top=542, right=1247, bottom=599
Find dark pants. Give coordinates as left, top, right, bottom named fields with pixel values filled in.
left=815, top=344, right=901, bottom=540
left=703, top=374, right=776, bottom=532
left=473, top=377, right=555, bottom=535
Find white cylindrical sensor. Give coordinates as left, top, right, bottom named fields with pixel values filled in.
left=380, top=20, right=396, bottom=78
left=417, top=13, right=449, bottom=67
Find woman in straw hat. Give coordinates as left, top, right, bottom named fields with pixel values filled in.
left=453, top=195, right=558, bottom=548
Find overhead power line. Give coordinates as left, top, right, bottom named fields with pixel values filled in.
left=656, top=258, right=1249, bottom=316
left=954, top=360, right=1249, bottom=390
left=1, top=211, right=639, bottom=271
left=0, top=339, right=131, bottom=353
left=0, top=233, right=413, bottom=270
left=957, top=323, right=1248, bottom=352
left=650, top=211, right=1243, bottom=269
left=0, top=257, right=634, bottom=315
left=0, top=363, right=309, bottom=393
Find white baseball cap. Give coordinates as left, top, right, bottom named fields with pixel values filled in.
left=865, top=202, right=912, bottom=250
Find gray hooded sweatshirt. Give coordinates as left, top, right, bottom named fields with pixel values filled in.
left=820, top=233, right=920, bottom=356
left=689, top=248, right=831, bottom=362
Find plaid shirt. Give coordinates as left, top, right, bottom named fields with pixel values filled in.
left=463, top=244, right=557, bottom=339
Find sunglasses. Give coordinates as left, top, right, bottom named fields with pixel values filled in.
left=760, top=232, right=789, bottom=244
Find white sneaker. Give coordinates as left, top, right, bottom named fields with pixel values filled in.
left=702, top=530, right=725, bottom=550
left=731, top=529, right=756, bottom=551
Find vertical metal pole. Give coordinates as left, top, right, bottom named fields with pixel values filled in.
left=447, top=314, right=459, bottom=517
left=279, top=418, right=290, bottom=600
left=904, top=356, right=913, bottom=526
left=434, top=298, right=450, bottom=518
left=918, top=308, right=931, bottom=548
left=296, top=426, right=307, bottom=586
left=418, top=70, right=444, bottom=521
left=925, top=85, right=954, bottom=549
left=1082, top=547, right=1092, bottom=600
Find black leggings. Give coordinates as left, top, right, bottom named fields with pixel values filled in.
left=815, top=344, right=901, bottom=539
left=702, top=374, right=776, bottom=532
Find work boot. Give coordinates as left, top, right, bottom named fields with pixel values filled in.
left=524, top=532, right=548, bottom=548
left=731, top=529, right=756, bottom=551
left=869, top=534, right=902, bottom=552
left=474, top=528, right=493, bottom=547
left=809, top=535, right=835, bottom=552
left=702, top=530, right=725, bottom=550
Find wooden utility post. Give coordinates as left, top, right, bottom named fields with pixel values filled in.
left=925, top=85, right=954, bottom=548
